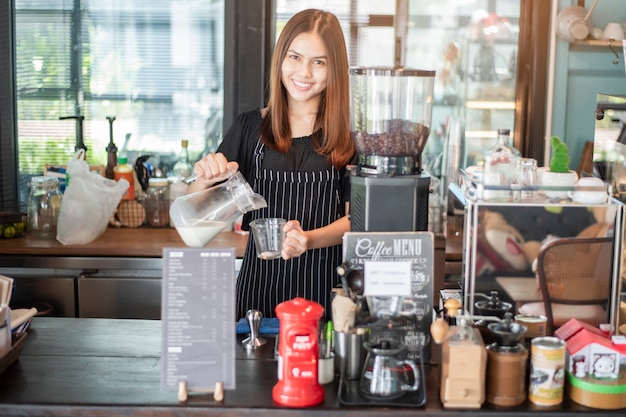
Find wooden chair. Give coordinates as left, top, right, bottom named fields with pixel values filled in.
left=518, top=236, right=614, bottom=335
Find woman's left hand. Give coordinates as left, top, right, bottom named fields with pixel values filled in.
left=281, top=220, right=309, bottom=260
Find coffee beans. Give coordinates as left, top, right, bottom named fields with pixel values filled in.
left=352, top=120, right=430, bottom=156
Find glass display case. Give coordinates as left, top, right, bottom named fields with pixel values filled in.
left=454, top=171, right=624, bottom=336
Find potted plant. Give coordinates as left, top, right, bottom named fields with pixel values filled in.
left=539, top=136, right=578, bottom=198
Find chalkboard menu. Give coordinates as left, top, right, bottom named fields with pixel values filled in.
left=342, top=232, right=434, bottom=363
left=161, top=248, right=236, bottom=392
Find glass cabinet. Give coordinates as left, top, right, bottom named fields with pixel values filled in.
left=454, top=172, right=625, bottom=336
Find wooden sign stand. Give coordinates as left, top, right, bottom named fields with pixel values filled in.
left=178, top=380, right=224, bottom=402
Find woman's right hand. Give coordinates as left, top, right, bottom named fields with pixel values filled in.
left=187, top=152, right=239, bottom=193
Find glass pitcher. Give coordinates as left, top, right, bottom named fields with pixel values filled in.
left=169, top=172, right=267, bottom=247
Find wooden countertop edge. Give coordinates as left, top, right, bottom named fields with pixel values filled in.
left=0, top=228, right=249, bottom=258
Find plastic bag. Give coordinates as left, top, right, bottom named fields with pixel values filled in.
left=56, top=150, right=129, bottom=245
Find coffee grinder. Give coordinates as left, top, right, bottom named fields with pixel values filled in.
left=485, top=313, right=528, bottom=406
left=349, top=67, right=435, bottom=232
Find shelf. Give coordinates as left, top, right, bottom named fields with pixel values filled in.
left=573, top=39, right=624, bottom=48
left=458, top=169, right=613, bottom=205
left=571, top=39, right=623, bottom=64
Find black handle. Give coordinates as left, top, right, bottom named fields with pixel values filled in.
left=59, top=115, right=87, bottom=153
left=106, top=116, right=117, bottom=150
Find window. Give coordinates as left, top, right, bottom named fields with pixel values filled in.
left=276, top=1, right=396, bottom=67
left=13, top=0, right=224, bottom=200
left=3, top=0, right=547, bottom=206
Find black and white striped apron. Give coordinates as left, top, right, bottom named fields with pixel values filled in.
left=236, top=140, right=343, bottom=319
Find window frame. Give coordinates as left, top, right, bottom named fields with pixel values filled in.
left=0, top=1, right=18, bottom=204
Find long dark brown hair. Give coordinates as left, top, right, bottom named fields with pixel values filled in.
left=260, top=9, right=354, bottom=169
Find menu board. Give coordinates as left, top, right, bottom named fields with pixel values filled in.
left=342, top=232, right=434, bottom=363
left=161, top=248, right=236, bottom=391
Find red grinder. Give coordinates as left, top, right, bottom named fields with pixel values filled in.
left=272, top=297, right=324, bottom=407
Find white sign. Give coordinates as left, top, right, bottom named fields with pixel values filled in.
left=363, top=261, right=412, bottom=296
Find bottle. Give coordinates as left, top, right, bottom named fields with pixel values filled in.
left=114, top=157, right=135, bottom=200
left=146, top=177, right=170, bottom=227
left=172, top=139, right=193, bottom=180
left=482, top=128, right=521, bottom=200
left=27, top=176, right=62, bottom=239
left=105, top=143, right=118, bottom=180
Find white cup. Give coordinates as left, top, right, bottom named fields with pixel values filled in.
left=603, top=23, right=625, bottom=41
left=318, top=353, right=335, bottom=385
left=568, top=176, right=608, bottom=204
left=591, top=27, right=604, bottom=40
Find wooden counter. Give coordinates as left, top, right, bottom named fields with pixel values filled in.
left=0, top=227, right=447, bottom=318
left=0, top=227, right=249, bottom=259
left=0, top=317, right=619, bottom=416
left=0, top=228, right=249, bottom=318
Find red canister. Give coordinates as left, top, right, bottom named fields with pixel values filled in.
left=272, top=298, right=325, bottom=407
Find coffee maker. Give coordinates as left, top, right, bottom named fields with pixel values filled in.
left=344, top=67, right=436, bottom=366
left=349, top=66, right=435, bottom=232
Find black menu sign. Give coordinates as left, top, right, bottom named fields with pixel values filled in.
left=161, top=248, right=236, bottom=392
left=342, top=232, right=434, bottom=363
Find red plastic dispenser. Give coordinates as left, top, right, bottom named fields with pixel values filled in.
left=272, top=297, right=324, bottom=407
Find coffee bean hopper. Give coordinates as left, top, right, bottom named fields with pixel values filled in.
left=349, top=67, right=435, bottom=232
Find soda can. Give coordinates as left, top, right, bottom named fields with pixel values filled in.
left=529, top=337, right=566, bottom=405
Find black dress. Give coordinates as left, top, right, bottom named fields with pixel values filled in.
left=217, top=109, right=350, bottom=319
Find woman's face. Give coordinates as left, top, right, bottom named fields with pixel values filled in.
left=281, top=32, right=328, bottom=106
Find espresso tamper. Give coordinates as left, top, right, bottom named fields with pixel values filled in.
left=242, top=309, right=266, bottom=349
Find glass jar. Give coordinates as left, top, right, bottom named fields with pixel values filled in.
left=145, top=177, right=170, bottom=227
left=27, top=176, right=62, bottom=239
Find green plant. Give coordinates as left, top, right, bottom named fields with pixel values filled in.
left=548, top=136, right=570, bottom=173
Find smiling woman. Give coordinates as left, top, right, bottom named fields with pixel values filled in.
left=189, top=9, right=354, bottom=320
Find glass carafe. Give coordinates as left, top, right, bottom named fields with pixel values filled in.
left=169, top=172, right=267, bottom=247
left=482, top=128, right=521, bottom=200
left=359, top=340, right=420, bottom=399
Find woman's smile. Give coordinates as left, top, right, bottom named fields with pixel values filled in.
left=291, top=79, right=314, bottom=90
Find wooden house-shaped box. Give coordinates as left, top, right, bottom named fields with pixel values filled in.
left=555, top=319, right=626, bottom=409
left=555, top=318, right=626, bottom=379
